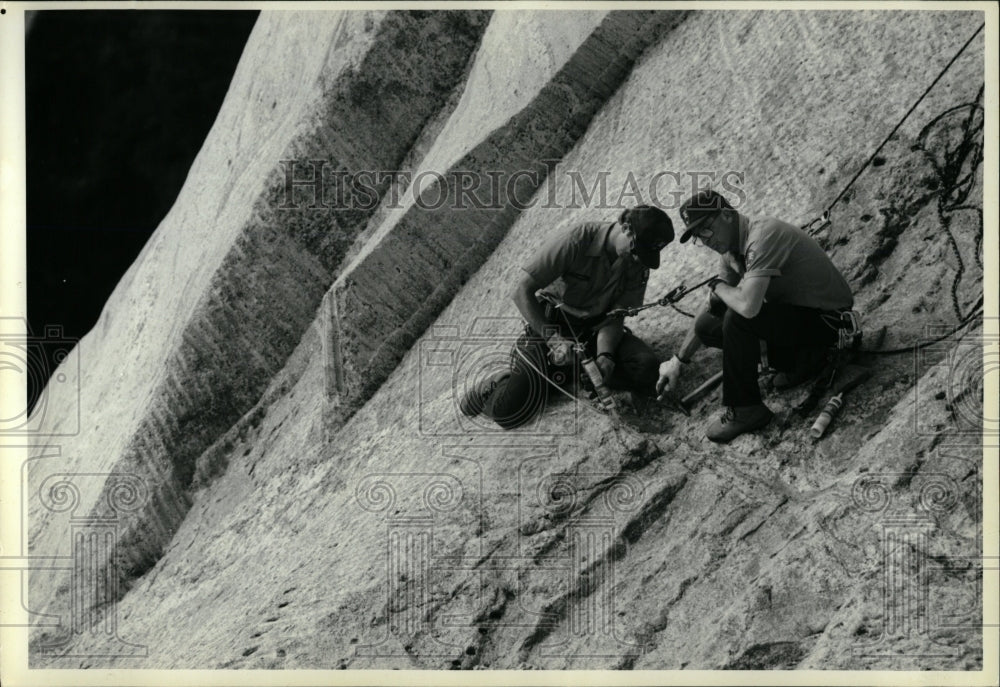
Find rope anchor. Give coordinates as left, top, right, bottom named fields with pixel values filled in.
left=802, top=210, right=831, bottom=234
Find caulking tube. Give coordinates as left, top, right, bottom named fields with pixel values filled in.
left=810, top=393, right=844, bottom=440
left=581, top=357, right=615, bottom=411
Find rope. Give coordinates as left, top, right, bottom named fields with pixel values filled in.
left=810, top=22, right=984, bottom=230
left=511, top=344, right=636, bottom=456
left=918, top=82, right=986, bottom=323
left=608, top=274, right=719, bottom=320
left=864, top=302, right=983, bottom=356
left=512, top=345, right=598, bottom=409
left=800, top=27, right=985, bottom=355
left=669, top=303, right=695, bottom=319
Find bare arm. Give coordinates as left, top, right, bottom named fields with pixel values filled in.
left=511, top=273, right=552, bottom=339
left=675, top=313, right=704, bottom=363
left=714, top=276, right=770, bottom=319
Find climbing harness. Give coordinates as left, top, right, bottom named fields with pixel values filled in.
left=819, top=310, right=863, bottom=353
left=511, top=344, right=600, bottom=412
left=523, top=293, right=616, bottom=413
left=510, top=306, right=641, bottom=453
left=795, top=310, right=865, bottom=417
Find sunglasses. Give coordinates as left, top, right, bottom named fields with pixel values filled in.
left=689, top=216, right=718, bottom=245
left=692, top=228, right=714, bottom=246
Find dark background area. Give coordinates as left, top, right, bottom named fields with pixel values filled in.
left=26, top=10, right=258, bottom=412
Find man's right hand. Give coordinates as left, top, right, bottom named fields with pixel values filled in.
left=656, top=355, right=687, bottom=400
left=547, top=334, right=575, bottom=366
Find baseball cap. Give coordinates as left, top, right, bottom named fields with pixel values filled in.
left=679, top=190, right=734, bottom=243
left=623, top=205, right=673, bottom=269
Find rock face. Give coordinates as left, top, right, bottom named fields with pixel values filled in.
left=23, top=9, right=986, bottom=671
left=323, top=10, right=686, bottom=425
left=27, top=8, right=489, bottom=620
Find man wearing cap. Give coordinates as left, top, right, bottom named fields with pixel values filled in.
left=656, top=190, right=853, bottom=443
left=461, top=204, right=674, bottom=429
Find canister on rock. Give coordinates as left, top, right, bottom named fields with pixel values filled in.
left=810, top=393, right=844, bottom=440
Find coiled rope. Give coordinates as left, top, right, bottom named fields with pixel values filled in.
left=804, top=22, right=985, bottom=235
left=798, top=22, right=986, bottom=354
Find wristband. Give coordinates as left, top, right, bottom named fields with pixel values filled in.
left=674, top=354, right=690, bottom=365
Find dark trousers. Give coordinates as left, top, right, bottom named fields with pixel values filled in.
left=485, top=317, right=659, bottom=430
left=694, top=303, right=839, bottom=407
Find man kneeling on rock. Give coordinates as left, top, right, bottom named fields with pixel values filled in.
left=461, top=205, right=673, bottom=429
left=656, top=190, right=854, bottom=443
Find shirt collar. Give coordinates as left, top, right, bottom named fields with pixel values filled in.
left=586, top=222, right=615, bottom=257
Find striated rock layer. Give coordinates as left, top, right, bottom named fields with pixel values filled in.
left=26, top=9, right=986, bottom=670
left=323, top=10, right=686, bottom=426
left=27, top=8, right=490, bottom=633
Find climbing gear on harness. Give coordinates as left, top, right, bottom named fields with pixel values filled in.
left=835, top=310, right=862, bottom=351
left=818, top=309, right=863, bottom=351
left=535, top=292, right=586, bottom=366
left=531, top=293, right=617, bottom=412
left=795, top=309, right=865, bottom=416
left=511, top=345, right=589, bottom=407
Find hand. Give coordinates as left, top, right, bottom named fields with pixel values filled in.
left=655, top=355, right=686, bottom=400
left=595, top=353, right=615, bottom=381
left=547, top=334, right=575, bottom=366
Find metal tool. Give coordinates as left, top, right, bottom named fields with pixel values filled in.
left=606, top=275, right=720, bottom=319
left=533, top=292, right=617, bottom=412
left=680, top=370, right=724, bottom=411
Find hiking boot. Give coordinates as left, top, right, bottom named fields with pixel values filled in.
left=459, top=371, right=510, bottom=417
left=773, top=347, right=829, bottom=390
left=705, top=404, right=774, bottom=443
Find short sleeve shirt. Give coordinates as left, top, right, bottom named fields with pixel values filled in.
left=719, top=215, right=853, bottom=311
left=523, top=221, right=650, bottom=318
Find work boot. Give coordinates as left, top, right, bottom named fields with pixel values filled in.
left=459, top=371, right=510, bottom=417
left=773, top=347, right=829, bottom=390
left=705, top=404, right=774, bottom=443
